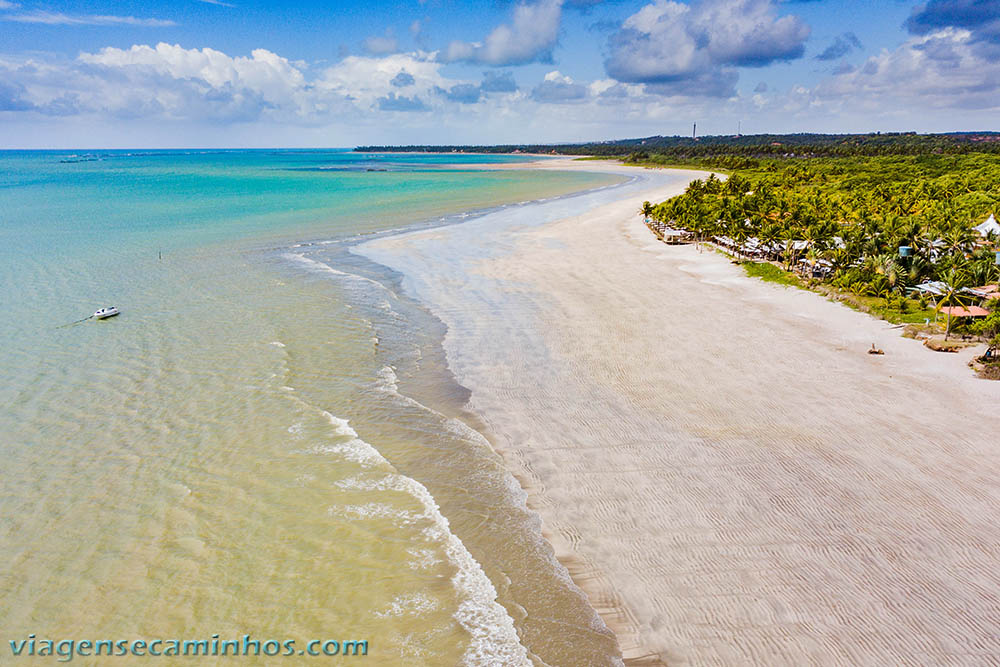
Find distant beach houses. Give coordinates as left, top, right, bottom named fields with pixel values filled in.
left=643, top=163, right=999, bottom=344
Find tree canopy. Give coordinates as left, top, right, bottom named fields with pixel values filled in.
left=650, top=154, right=1000, bottom=316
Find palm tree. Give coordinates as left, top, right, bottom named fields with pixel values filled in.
left=640, top=201, right=654, bottom=224
left=974, top=310, right=1000, bottom=359
left=969, top=250, right=1000, bottom=287
left=758, top=223, right=783, bottom=261
left=906, top=255, right=933, bottom=286
left=942, top=224, right=976, bottom=258
left=727, top=218, right=750, bottom=260
left=936, top=266, right=972, bottom=340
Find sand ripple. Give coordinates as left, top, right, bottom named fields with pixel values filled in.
left=362, top=163, right=1000, bottom=666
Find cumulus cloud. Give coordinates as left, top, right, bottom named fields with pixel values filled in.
left=318, top=52, right=452, bottom=106
left=810, top=28, right=1000, bottom=112
left=906, top=0, right=1000, bottom=43
left=531, top=70, right=588, bottom=102
left=604, top=0, right=809, bottom=97
left=441, top=0, right=562, bottom=65
left=0, top=43, right=349, bottom=123
left=80, top=43, right=304, bottom=94
left=72, top=43, right=317, bottom=120
left=815, top=31, right=862, bottom=61
left=2, top=10, right=176, bottom=26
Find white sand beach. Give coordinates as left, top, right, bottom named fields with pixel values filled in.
left=358, top=161, right=1000, bottom=665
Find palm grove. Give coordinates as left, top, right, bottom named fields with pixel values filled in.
left=646, top=154, right=1000, bottom=350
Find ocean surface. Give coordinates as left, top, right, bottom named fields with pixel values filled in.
left=0, top=149, right=623, bottom=665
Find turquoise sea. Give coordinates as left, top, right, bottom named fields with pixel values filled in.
left=0, top=150, right=623, bottom=664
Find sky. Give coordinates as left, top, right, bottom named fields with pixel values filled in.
left=0, top=0, right=998, bottom=147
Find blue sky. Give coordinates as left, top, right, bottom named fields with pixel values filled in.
left=1, top=0, right=998, bottom=147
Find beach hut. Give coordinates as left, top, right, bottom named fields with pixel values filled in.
left=968, top=285, right=1000, bottom=300
left=661, top=228, right=688, bottom=244
left=910, top=281, right=948, bottom=297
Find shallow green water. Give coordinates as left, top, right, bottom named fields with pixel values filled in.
left=0, top=150, right=621, bottom=664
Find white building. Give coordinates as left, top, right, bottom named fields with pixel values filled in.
left=974, top=213, right=999, bottom=237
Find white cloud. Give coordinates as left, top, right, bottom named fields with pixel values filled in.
left=0, top=42, right=701, bottom=142
left=3, top=10, right=176, bottom=26
left=80, top=43, right=305, bottom=97
left=2, top=45, right=519, bottom=124
left=0, top=44, right=324, bottom=122
left=317, top=53, right=451, bottom=107
left=5, top=27, right=999, bottom=148
left=442, top=0, right=563, bottom=65
left=0, top=0, right=21, bottom=9
left=809, top=28, right=1000, bottom=113
left=605, top=0, right=809, bottom=96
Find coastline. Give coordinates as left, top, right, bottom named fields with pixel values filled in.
left=2, top=150, right=635, bottom=667
left=357, top=160, right=1000, bottom=664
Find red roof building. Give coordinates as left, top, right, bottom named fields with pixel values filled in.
left=940, top=306, right=991, bottom=318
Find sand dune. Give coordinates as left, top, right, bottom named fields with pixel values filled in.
left=362, top=162, right=1000, bottom=665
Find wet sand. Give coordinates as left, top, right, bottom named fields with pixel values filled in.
left=361, top=161, right=1000, bottom=665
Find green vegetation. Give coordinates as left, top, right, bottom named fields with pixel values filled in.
left=743, top=261, right=803, bottom=288
left=974, top=310, right=1000, bottom=357
left=357, top=132, right=1000, bottom=158
left=739, top=261, right=937, bottom=324
left=826, top=291, right=937, bottom=325
left=648, top=153, right=1000, bottom=333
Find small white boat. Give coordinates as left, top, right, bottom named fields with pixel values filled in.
left=93, top=306, right=120, bottom=320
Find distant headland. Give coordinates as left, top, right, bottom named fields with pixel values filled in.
left=356, top=132, right=1000, bottom=158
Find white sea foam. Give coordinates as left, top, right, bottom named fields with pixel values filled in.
left=286, top=396, right=528, bottom=664
left=407, top=547, right=441, bottom=570
left=329, top=502, right=420, bottom=524
left=321, top=411, right=358, bottom=438
left=374, top=365, right=400, bottom=393
left=285, top=252, right=394, bottom=294
left=293, top=412, right=391, bottom=468
left=307, top=442, right=387, bottom=467
left=335, top=471, right=529, bottom=666
left=370, top=367, right=594, bottom=651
